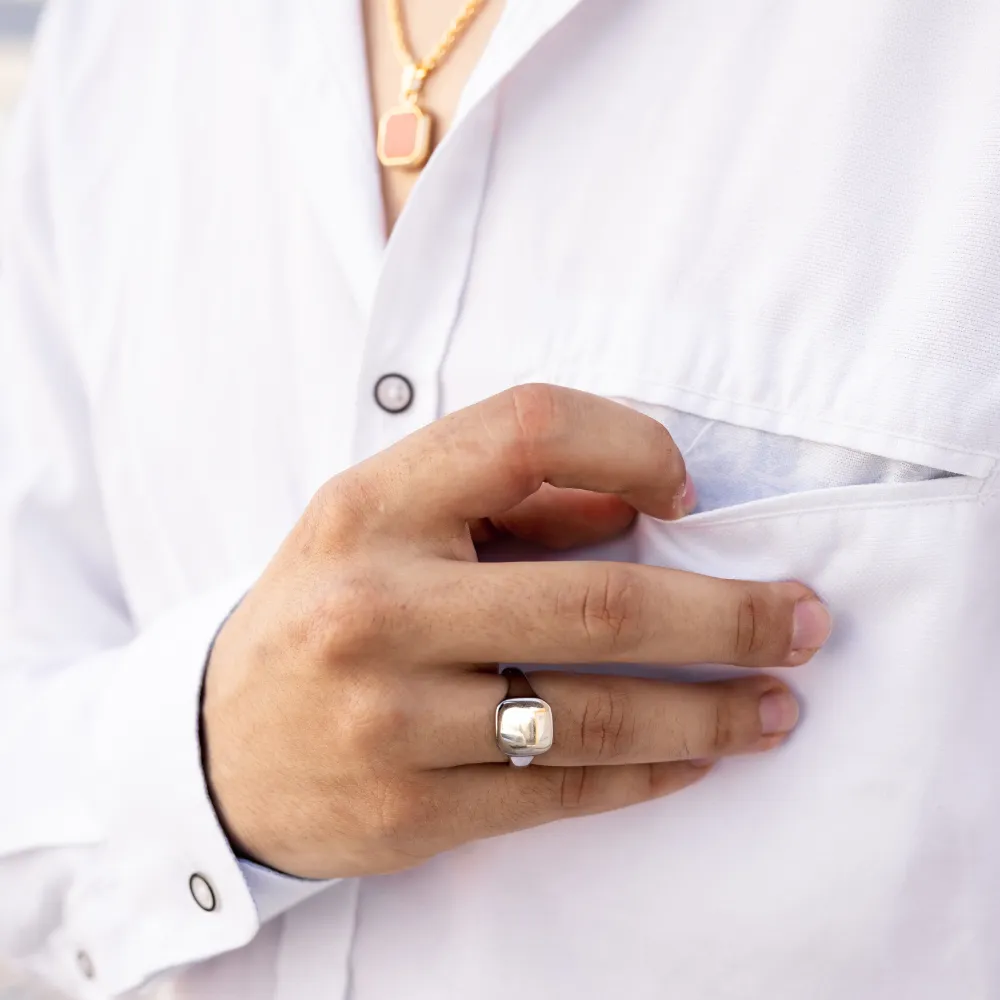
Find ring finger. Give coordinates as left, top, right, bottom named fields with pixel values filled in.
left=434, top=670, right=800, bottom=768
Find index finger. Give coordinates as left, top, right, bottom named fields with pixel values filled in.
left=362, top=385, right=692, bottom=528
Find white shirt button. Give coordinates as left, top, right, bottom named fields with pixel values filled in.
left=76, top=950, right=95, bottom=980
left=189, top=872, right=217, bottom=912
left=374, top=373, right=414, bottom=414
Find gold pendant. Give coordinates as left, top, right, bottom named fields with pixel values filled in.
left=377, top=100, right=433, bottom=170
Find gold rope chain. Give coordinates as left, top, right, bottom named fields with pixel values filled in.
left=386, top=0, right=491, bottom=99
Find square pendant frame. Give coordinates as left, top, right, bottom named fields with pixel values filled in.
left=377, top=104, right=433, bottom=170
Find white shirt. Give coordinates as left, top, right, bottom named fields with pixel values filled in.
left=2, top=1, right=999, bottom=998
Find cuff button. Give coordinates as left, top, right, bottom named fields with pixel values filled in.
left=189, top=873, right=217, bottom=912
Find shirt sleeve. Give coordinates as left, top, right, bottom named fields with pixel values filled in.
left=0, top=6, right=322, bottom=997
left=237, top=862, right=337, bottom=926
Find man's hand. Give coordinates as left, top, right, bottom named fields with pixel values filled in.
left=202, top=385, right=831, bottom=879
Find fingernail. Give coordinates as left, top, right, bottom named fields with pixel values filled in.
left=674, top=475, right=697, bottom=517
left=690, top=757, right=715, bottom=768
left=759, top=691, right=800, bottom=735
left=791, top=599, right=832, bottom=652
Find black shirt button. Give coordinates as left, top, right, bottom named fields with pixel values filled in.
left=189, top=873, right=217, bottom=912
left=374, top=374, right=414, bottom=414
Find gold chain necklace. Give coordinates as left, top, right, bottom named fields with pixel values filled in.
left=376, top=0, right=490, bottom=170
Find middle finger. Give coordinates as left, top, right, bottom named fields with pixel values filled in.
left=414, top=560, right=831, bottom=670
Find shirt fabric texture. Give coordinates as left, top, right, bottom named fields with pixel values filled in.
left=2, top=1, right=1000, bottom=998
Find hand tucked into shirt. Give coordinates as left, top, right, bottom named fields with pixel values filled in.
left=201, top=385, right=832, bottom=880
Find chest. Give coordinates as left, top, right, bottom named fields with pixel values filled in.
left=73, top=0, right=1000, bottom=617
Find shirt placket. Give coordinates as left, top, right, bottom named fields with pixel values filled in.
left=273, top=4, right=593, bottom=998
left=352, top=92, right=501, bottom=463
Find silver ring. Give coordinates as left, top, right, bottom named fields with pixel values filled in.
left=496, top=669, right=554, bottom=767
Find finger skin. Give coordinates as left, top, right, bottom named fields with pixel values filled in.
left=203, top=382, right=829, bottom=880
left=430, top=671, right=797, bottom=768
left=352, top=385, right=690, bottom=530
left=410, top=560, right=827, bottom=669
left=441, top=759, right=714, bottom=843
left=471, top=484, right=638, bottom=550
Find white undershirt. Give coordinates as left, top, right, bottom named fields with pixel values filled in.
left=643, top=405, right=948, bottom=513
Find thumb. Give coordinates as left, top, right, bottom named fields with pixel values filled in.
left=472, top=484, right=637, bottom=550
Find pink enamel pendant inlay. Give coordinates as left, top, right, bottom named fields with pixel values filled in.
left=377, top=102, right=432, bottom=169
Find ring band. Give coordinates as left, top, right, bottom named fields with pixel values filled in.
left=496, top=667, right=554, bottom=767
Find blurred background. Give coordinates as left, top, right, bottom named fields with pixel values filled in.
left=0, top=0, right=39, bottom=231
left=0, top=0, right=57, bottom=990
left=1, top=16, right=58, bottom=1000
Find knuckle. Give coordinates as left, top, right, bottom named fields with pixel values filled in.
left=507, top=383, right=561, bottom=442
left=733, top=589, right=760, bottom=660
left=558, top=766, right=593, bottom=811
left=340, top=683, right=411, bottom=758
left=306, top=476, right=371, bottom=548
left=708, top=696, right=738, bottom=754
left=383, top=788, right=423, bottom=834
left=366, top=780, right=426, bottom=844
left=502, top=384, right=563, bottom=480
left=731, top=585, right=792, bottom=663
left=315, top=573, right=391, bottom=660
left=578, top=688, right=635, bottom=762
left=578, top=568, right=645, bottom=655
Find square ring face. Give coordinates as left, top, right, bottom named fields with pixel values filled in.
left=496, top=698, right=554, bottom=757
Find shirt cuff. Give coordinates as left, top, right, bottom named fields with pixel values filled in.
left=66, top=579, right=263, bottom=998
left=239, top=860, right=338, bottom=925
